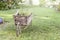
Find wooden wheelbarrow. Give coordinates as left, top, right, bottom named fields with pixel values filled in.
left=13, top=12, right=32, bottom=37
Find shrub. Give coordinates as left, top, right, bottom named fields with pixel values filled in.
left=0, top=1, right=7, bottom=10
left=57, top=3, right=60, bottom=11
left=0, top=0, right=20, bottom=10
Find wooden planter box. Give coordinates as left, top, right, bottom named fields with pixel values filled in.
left=13, top=13, right=32, bottom=36
left=13, top=13, right=32, bottom=26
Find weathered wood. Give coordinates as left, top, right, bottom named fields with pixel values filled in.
left=13, top=13, right=32, bottom=37
left=13, top=13, right=32, bottom=26
left=16, top=22, right=22, bottom=37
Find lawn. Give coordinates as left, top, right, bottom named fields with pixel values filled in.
left=0, top=7, right=60, bottom=40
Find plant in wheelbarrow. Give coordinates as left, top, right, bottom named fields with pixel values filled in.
left=13, top=0, right=32, bottom=37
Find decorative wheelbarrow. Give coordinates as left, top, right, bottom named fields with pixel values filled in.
left=13, top=12, right=32, bottom=37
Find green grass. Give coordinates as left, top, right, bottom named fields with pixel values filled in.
left=0, top=7, right=60, bottom=40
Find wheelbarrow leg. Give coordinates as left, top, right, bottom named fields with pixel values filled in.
left=16, top=23, right=21, bottom=37
left=19, top=25, right=22, bottom=34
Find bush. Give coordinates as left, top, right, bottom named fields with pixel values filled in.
left=0, top=0, right=31, bottom=10
left=0, top=1, right=7, bottom=10
left=55, top=3, right=60, bottom=11
left=57, top=3, right=60, bottom=11
left=0, top=0, right=19, bottom=10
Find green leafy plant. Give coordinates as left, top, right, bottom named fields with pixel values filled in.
left=0, top=0, right=21, bottom=10
left=17, top=0, right=32, bottom=16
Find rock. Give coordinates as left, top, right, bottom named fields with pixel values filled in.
left=0, top=18, right=3, bottom=24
